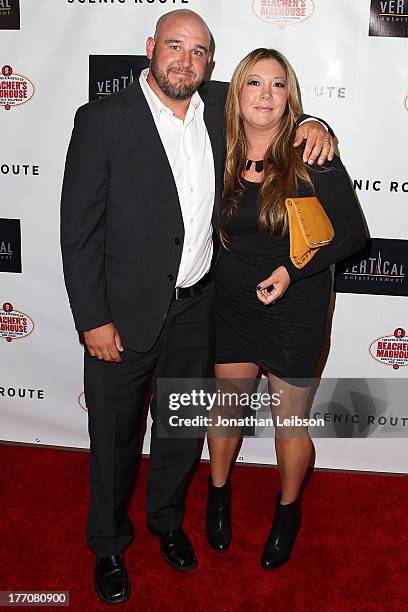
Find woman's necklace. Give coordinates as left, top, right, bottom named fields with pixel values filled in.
left=245, top=159, right=264, bottom=173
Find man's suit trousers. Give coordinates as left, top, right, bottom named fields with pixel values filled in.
left=84, top=281, right=214, bottom=557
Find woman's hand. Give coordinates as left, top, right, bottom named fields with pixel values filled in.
left=256, top=266, right=290, bottom=305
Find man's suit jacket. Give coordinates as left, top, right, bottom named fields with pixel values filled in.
left=60, top=79, right=227, bottom=352
left=60, top=78, right=326, bottom=353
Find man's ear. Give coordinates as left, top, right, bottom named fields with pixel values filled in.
left=146, top=37, right=155, bottom=60
left=207, top=52, right=213, bottom=66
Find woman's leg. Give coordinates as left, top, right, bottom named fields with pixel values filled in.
left=261, top=373, right=313, bottom=569
left=268, top=373, right=313, bottom=502
left=205, top=361, right=259, bottom=551
left=208, top=362, right=260, bottom=486
left=275, top=436, right=313, bottom=502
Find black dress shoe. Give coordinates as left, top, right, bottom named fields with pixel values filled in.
left=206, top=475, right=232, bottom=551
left=154, top=528, right=197, bottom=571
left=94, top=554, right=130, bottom=604
left=261, top=492, right=301, bottom=569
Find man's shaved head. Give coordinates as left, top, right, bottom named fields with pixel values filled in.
left=146, top=9, right=212, bottom=103
left=154, top=9, right=211, bottom=47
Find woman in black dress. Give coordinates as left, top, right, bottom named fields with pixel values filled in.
left=205, top=48, right=367, bottom=568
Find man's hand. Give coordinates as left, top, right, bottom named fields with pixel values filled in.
left=256, top=266, right=291, bottom=305
left=294, top=120, right=335, bottom=166
left=84, top=322, right=124, bottom=363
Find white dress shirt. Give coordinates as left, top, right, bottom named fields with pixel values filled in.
left=139, top=68, right=215, bottom=289
left=139, top=70, right=328, bottom=288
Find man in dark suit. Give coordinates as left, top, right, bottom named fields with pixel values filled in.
left=60, top=8, right=334, bottom=605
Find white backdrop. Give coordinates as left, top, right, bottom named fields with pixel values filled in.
left=1, top=0, right=407, bottom=472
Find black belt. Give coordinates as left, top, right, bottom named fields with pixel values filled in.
left=173, top=270, right=212, bottom=301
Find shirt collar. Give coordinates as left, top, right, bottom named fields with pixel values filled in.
left=139, top=68, right=202, bottom=123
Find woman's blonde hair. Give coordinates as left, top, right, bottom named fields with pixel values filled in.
left=223, top=48, right=313, bottom=240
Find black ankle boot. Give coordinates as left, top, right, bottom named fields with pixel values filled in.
left=206, top=475, right=232, bottom=551
left=261, top=492, right=301, bottom=569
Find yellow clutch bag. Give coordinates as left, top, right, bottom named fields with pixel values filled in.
left=285, top=197, right=334, bottom=269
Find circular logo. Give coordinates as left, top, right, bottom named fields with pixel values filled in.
left=0, top=302, right=35, bottom=342
left=78, top=391, right=87, bottom=412
left=252, top=0, right=315, bottom=27
left=369, top=328, right=408, bottom=370
left=0, top=66, right=35, bottom=111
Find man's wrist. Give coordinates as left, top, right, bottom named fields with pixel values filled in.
left=298, top=117, right=328, bottom=132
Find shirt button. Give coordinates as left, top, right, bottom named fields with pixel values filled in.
left=168, top=274, right=174, bottom=281
left=190, top=187, right=194, bottom=193
left=190, top=218, right=194, bottom=223
left=174, top=237, right=181, bottom=245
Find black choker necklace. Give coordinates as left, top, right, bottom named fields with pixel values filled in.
left=245, top=159, right=264, bottom=173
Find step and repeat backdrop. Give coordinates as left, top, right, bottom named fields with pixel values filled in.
left=1, top=0, right=407, bottom=472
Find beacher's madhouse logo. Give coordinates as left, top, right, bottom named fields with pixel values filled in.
left=0, top=65, right=34, bottom=111
left=0, top=302, right=34, bottom=342
left=252, top=0, right=315, bottom=26
left=369, top=328, right=408, bottom=370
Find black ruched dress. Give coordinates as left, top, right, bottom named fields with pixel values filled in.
left=214, top=156, right=366, bottom=380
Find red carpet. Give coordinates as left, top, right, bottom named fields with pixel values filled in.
left=1, top=444, right=407, bottom=612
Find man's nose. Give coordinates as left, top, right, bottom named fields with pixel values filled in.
left=177, top=50, right=193, bottom=68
